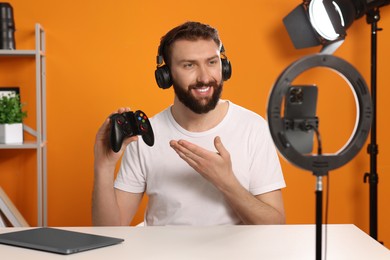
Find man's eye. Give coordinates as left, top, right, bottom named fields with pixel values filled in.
left=183, top=63, right=193, bottom=68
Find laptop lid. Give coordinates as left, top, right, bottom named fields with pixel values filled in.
left=0, top=227, right=124, bottom=255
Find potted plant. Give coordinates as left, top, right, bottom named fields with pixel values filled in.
left=0, top=93, right=27, bottom=144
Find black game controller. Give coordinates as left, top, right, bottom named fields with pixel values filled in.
left=109, top=110, right=154, bottom=152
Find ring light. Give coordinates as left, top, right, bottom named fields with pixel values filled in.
left=267, top=54, right=372, bottom=175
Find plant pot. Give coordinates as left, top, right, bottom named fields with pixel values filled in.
left=0, top=123, right=23, bottom=144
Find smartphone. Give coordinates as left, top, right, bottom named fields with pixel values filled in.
left=283, top=85, right=318, bottom=154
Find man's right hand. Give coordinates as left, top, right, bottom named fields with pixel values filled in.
left=94, top=107, right=138, bottom=171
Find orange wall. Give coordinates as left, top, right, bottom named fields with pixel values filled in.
left=1, top=0, right=389, bottom=246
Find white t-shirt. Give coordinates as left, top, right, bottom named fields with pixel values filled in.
left=114, top=101, right=285, bottom=226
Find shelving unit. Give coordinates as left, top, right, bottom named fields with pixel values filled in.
left=0, top=24, right=47, bottom=226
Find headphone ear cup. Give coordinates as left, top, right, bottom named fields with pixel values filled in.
left=155, top=65, right=172, bottom=89
left=221, top=58, right=232, bottom=81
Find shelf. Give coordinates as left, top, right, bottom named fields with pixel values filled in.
left=0, top=50, right=44, bottom=56
left=0, top=141, right=47, bottom=149
left=0, top=23, right=47, bottom=227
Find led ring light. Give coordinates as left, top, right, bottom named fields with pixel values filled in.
left=267, top=54, right=372, bottom=175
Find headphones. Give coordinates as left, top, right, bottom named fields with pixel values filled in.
left=154, top=43, right=232, bottom=89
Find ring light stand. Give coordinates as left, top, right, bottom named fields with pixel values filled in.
left=364, top=8, right=381, bottom=241
left=267, top=54, right=372, bottom=260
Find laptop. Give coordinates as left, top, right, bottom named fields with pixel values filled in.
left=0, top=227, right=124, bottom=255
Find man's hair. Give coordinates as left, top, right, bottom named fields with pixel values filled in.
left=159, top=21, right=222, bottom=66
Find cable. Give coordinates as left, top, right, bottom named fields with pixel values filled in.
left=312, top=124, right=329, bottom=260
left=312, top=126, right=322, bottom=156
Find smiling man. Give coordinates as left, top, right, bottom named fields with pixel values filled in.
left=92, top=21, right=286, bottom=226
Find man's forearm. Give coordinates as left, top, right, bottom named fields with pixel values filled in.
left=219, top=177, right=285, bottom=225
left=92, top=167, right=121, bottom=226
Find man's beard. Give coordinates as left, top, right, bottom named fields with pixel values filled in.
left=172, top=80, right=223, bottom=114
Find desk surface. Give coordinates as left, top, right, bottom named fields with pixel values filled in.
left=0, top=224, right=389, bottom=259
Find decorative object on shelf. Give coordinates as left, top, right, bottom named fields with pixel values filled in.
left=0, top=87, right=27, bottom=144
left=0, top=2, right=16, bottom=50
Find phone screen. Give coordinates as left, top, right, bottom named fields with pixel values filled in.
left=283, top=85, right=318, bottom=154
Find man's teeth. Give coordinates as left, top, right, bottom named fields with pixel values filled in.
left=196, top=87, right=210, bottom=93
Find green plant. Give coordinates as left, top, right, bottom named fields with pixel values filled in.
left=0, top=93, right=27, bottom=124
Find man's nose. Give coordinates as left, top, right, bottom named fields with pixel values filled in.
left=196, top=65, right=213, bottom=84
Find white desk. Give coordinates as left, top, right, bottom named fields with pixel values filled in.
left=0, top=224, right=389, bottom=259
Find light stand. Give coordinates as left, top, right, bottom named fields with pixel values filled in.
left=288, top=116, right=326, bottom=259
left=315, top=174, right=326, bottom=260
left=267, top=54, right=372, bottom=260
left=286, top=113, right=326, bottom=259
left=282, top=0, right=389, bottom=244
left=363, top=7, right=381, bottom=241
